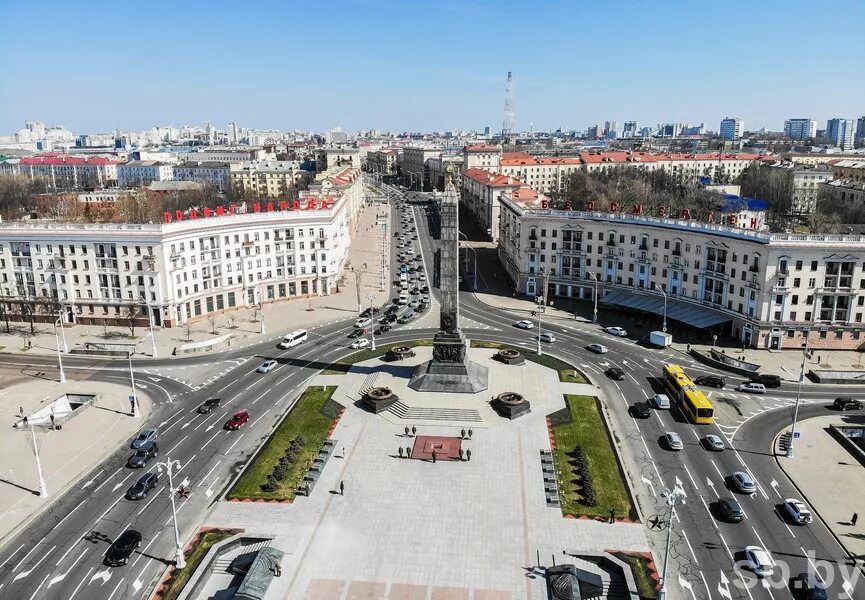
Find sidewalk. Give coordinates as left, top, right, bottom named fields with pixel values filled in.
left=0, top=366, right=153, bottom=546
left=0, top=201, right=390, bottom=359
left=775, top=415, right=865, bottom=561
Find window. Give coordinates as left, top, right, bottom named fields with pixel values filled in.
left=790, top=312, right=797, bottom=321
left=792, top=295, right=799, bottom=305
left=795, top=260, right=802, bottom=270
left=819, top=329, right=827, bottom=339
left=811, top=261, right=818, bottom=271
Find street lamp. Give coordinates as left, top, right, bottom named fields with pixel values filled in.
left=536, top=267, right=547, bottom=356
left=652, top=282, right=668, bottom=333
left=458, top=231, right=478, bottom=291
left=27, top=420, right=48, bottom=498
left=56, top=306, right=68, bottom=353
left=128, top=351, right=140, bottom=418
left=657, top=484, right=687, bottom=600
left=54, top=316, right=66, bottom=384
left=367, top=292, right=377, bottom=350
left=155, top=457, right=186, bottom=568
left=586, top=271, right=599, bottom=323
left=144, top=256, right=157, bottom=358
left=787, top=331, right=810, bottom=458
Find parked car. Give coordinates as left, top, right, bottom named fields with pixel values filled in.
left=197, top=398, right=221, bottom=414
left=791, top=572, right=828, bottom=600
left=350, top=338, right=370, bottom=349
left=665, top=432, right=684, bottom=450
left=604, top=326, right=628, bottom=337
left=783, top=499, right=813, bottom=524
left=104, top=529, right=142, bottom=566
left=732, top=471, right=757, bottom=494
left=126, top=472, right=159, bottom=500
left=629, top=402, right=651, bottom=419
left=606, top=367, right=626, bottom=380
left=704, top=434, right=725, bottom=451
left=408, top=300, right=420, bottom=309
left=695, top=375, right=726, bottom=388
left=749, top=373, right=782, bottom=388
left=130, top=429, right=157, bottom=450
left=256, top=360, right=278, bottom=373
left=737, top=382, right=766, bottom=394
left=833, top=396, right=863, bottom=411
left=718, top=497, right=744, bottom=522
left=225, top=410, right=250, bottom=430
left=652, top=394, right=671, bottom=409
left=127, top=441, right=158, bottom=468
left=587, top=343, right=608, bottom=354
left=514, top=320, right=534, bottom=329
left=744, top=545, right=775, bottom=577
left=539, top=333, right=556, bottom=343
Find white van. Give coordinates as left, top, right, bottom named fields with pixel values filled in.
left=278, top=329, right=308, bottom=349
left=398, top=293, right=409, bottom=305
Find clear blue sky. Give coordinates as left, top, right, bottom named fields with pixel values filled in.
left=1, top=0, right=863, bottom=135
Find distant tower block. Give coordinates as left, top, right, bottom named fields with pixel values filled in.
left=502, top=72, right=515, bottom=136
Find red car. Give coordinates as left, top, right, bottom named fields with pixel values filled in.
left=225, top=410, right=250, bottom=430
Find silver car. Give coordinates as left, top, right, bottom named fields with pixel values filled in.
left=130, top=429, right=157, bottom=450
left=704, top=434, right=725, bottom=451
left=665, top=432, right=684, bottom=450
left=732, top=471, right=757, bottom=494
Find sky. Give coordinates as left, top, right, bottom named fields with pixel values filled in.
left=1, top=0, right=863, bottom=136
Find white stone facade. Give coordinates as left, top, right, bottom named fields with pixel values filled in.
left=117, top=161, right=174, bottom=187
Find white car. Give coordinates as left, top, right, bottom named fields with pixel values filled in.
left=354, top=317, right=372, bottom=328
left=407, top=249, right=415, bottom=255
left=783, top=499, right=813, bottom=524
left=514, top=320, right=534, bottom=329
left=704, top=434, right=725, bottom=451
left=587, top=343, right=608, bottom=354
left=737, top=382, right=766, bottom=394
left=257, top=360, right=278, bottom=373
left=539, top=333, right=556, bottom=343
left=744, top=545, right=775, bottom=577
left=652, top=394, right=671, bottom=409
left=665, top=432, right=684, bottom=450
left=350, top=338, right=370, bottom=349
left=604, top=326, right=628, bottom=337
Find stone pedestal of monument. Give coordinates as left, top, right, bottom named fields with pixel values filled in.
left=408, top=332, right=488, bottom=393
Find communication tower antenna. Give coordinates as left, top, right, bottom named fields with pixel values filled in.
left=502, top=72, right=515, bottom=136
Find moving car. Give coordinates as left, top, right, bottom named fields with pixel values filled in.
left=514, top=320, right=534, bottom=329
left=587, top=343, right=608, bottom=354
left=833, top=396, right=863, bottom=410
left=736, top=382, right=766, bottom=394
left=665, top=432, right=684, bottom=450
left=732, top=471, right=757, bottom=494
left=783, top=498, right=813, bottom=524
left=225, top=410, right=250, bottom=430
left=257, top=360, right=278, bottom=373
left=354, top=317, right=372, bottom=328
left=652, top=394, right=671, bottom=409
left=197, top=398, right=221, bottom=414
left=127, top=441, right=158, bottom=468
left=704, top=434, right=725, bottom=451
left=130, top=428, right=157, bottom=450
left=409, top=300, right=420, bottom=309
left=744, top=545, right=775, bottom=577
left=398, top=311, right=414, bottom=324
left=104, top=529, right=142, bottom=566
left=374, top=325, right=391, bottom=335
left=718, top=497, right=744, bottom=522
left=791, top=573, right=828, bottom=600
left=606, top=367, right=626, bottom=380
left=126, top=472, right=159, bottom=500
left=629, top=402, right=651, bottom=419
left=749, top=373, right=782, bottom=388
left=350, top=338, right=370, bottom=349
left=539, top=333, right=556, bottom=343
left=347, top=328, right=366, bottom=338
left=604, top=326, right=627, bottom=337
left=695, top=375, right=726, bottom=388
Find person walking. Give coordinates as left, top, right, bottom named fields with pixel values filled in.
left=853, top=512, right=859, bottom=526
left=339, top=480, right=345, bottom=496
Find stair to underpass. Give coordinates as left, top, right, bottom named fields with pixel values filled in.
left=386, top=400, right=482, bottom=422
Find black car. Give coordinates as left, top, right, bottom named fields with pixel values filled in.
left=791, top=573, right=828, bottom=600
left=197, top=398, right=221, bottom=414
left=833, top=396, right=863, bottom=410
left=104, top=529, right=142, bottom=566
left=629, top=402, right=651, bottom=418
left=718, top=497, right=744, bottom=522
left=606, top=367, right=626, bottom=380
left=347, top=328, right=365, bottom=338
left=374, top=325, right=391, bottom=335
left=749, top=373, right=781, bottom=388
left=421, top=285, right=430, bottom=293
left=127, top=441, right=158, bottom=468
left=126, top=472, right=159, bottom=500
left=695, top=375, right=726, bottom=389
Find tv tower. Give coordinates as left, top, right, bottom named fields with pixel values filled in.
left=502, top=71, right=515, bottom=136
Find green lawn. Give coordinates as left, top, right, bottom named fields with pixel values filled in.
left=552, top=395, right=634, bottom=519
left=226, top=386, right=338, bottom=501
left=614, top=552, right=658, bottom=599
left=321, top=339, right=433, bottom=374
left=161, top=530, right=236, bottom=600
left=469, top=340, right=589, bottom=384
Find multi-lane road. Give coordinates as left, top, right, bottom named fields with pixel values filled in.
left=0, top=181, right=861, bottom=600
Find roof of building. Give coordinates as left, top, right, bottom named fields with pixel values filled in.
left=175, top=161, right=232, bottom=169
left=462, top=167, right=523, bottom=187
left=500, top=152, right=582, bottom=167
left=827, top=159, right=865, bottom=169
left=464, top=144, right=500, bottom=152
left=720, top=195, right=769, bottom=212
left=121, top=160, right=173, bottom=167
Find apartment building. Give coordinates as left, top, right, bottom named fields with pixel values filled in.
left=1, top=155, right=120, bottom=187
left=228, top=160, right=312, bottom=197
left=117, top=161, right=174, bottom=187
left=784, top=119, right=817, bottom=140
left=720, top=117, right=743, bottom=141
left=462, top=144, right=501, bottom=171
left=401, top=146, right=442, bottom=189
left=498, top=197, right=865, bottom=350
left=173, top=162, right=233, bottom=191
left=366, top=149, right=399, bottom=175
left=499, top=153, right=583, bottom=194
left=762, top=161, right=833, bottom=216
left=314, top=147, right=361, bottom=172
left=827, top=159, right=865, bottom=183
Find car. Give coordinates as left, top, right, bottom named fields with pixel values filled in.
left=348, top=328, right=366, bottom=338
left=257, top=360, right=278, bottom=373
left=126, top=472, right=159, bottom=500
left=350, top=338, right=370, bottom=349
left=737, top=382, right=766, bottom=394
left=629, top=402, right=651, bottom=418
left=514, top=320, right=534, bottom=329
left=358, top=307, right=380, bottom=318
left=718, top=497, right=745, bottom=522
left=421, top=285, right=430, bottom=293
left=665, top=432, right=684, bottom=450
left=381, top=314, right=396, bottom=324
left=539, top=333, right=556, bottom=343
left=695, top=375, right=726, bottom=388
left=422, top=294, right=430, bottom=303
left=374, top=325, right=391, bottom=335
left=606, top=367, right=626, bottom=380
left=130, top=428, right=157, bottom=450
left=833, top=396, right=863, bottom=410
left=587, top=343, right=609, bottom=354
left=732, top=471, right=757, bottom=494
left=704, top=434, right=725, bottom=451
left=783, top=499, right=813, bottom=524
left=197, top=398, right=221, bottom=414
left=416, top=265, right=424, bottom=272
left=791, top=572, right=828, bottom=600
left=354, top=317, right=372, bottom=328
left=407, top=249, right=415, bottom=255
left=225, top=410, right=250, bottom=430
left=104, top=529, right=142, bottom=566
left=604, top=326, right=628, bottom=337
left=744, top=545, right=775, bottom=577
left=652, top=394, right=671, bottom=409
left=419, top=274, right=426, bottom=281
left=408, top=267, right=416, bottom=273
left=749, top=373, right=782, bottom=388
left=408, top=300, right=420, bottom=309
left=398, top=312, right=414, bottom=324
left=127, top=441, right=158, bottom=468
left=410, top=288, right=420, bottom=295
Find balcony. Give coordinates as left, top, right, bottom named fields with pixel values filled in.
left=749, top=264, right=760, bottom=273
left=605, top=239, right=617, bottom=247
left=672, top=248, right=681, bottom=256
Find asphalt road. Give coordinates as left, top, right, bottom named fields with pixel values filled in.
left=0, top=183, right=861, bottom=600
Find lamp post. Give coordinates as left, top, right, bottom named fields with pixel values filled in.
left=28, top=421, right=48, bottom=498
left=144, top=256, right=157, bottom=357
left=787, top=331, right=810, bottom=458
left=128, top=351, right=140, bottom=418
left=458, top=231, right=478, bottom=290
left=56, top=307, right=68, bottom=353
left=155, top=457, right=186, bottom=568
left=367, top=292, right=377, bottom=350
left=658, top=484, right=687, bottom=600
left=653, top=282, right=668, bottom=333
left=54, top=316, right=66, bottom=384
left=536, top=267, right=547, bottom=356
left=587, top=271, right=599, bottom=323
left=351, top=267, right=363, bottom=313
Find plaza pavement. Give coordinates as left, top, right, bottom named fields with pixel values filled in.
left=205, top=347, right=651, bottom=600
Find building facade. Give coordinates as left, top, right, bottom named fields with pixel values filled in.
left=173, top=162, right=232, bottom=191
left=784, top=119, right=817, bottom=140
left=427, top=155, right=464, bottom=191
left=826, top=118, right=855, bottom=151
left=462, top=145, right=501, bottom=171
left=229, top=160, right=312, bottom=197
left=117, top=161, right=174, bottom=187
left=401, top=146, right=442, bottom=190
left=1, top=155, right=120, bottom=188
left=720, top=117, right=743, bottom=141
left=763, top=161, right=833, bottom=216
left=366, top=149, right=399, bottom=175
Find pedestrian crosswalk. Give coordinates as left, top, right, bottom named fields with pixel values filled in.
left=140, top=357, right=251, bottom=391
left=710, top=391, right=822, bottom=442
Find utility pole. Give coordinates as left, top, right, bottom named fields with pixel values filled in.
left=144, top=256, right=157, bottom=357
left=156, top=458, right=186, bottom=568
left=29, top=421, right=48, bottom=498
left=367, top=293, right=376, bottom=350
left=536, top=267, right=547, bottom=356
left=787, top=331, right=810, bottom=458
left=352, top=267, right=363, bottom=313
left=128, top=352, right=140, bottom=418
left=658, top=485, right=686, bottom=600
left=54, top=316, right=66, bottom=384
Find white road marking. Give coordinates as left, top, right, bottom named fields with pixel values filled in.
left=700, top=570, right=713, bottom=600
left=137, top=486, right=165, bottom=516
left=55, top=536, right=83, bottom=566
left=91, top=467, right=123, bottom=494
left=130, top=535, right=158, bottom=568
left=175, top=455, right=196, bottom=476
left=250, top=409, right=272, bottom=427
left=166, top=434, right=188, bottom=455
left=28, top=572, right=51, bottom=600
left=682, top=463, right=699, bottom=491
left=682, top=529, right=699, bottom=564
left=48, top=548, right=88, bottom=587
left=198, top=461, right=222, bottom=486
left=201, top=428, right=221, bottom=450
left=12, top=546, right=55, bottom=581
left=111, top=471, right=135, bottom=493
left=0, top=543, right=25, bottom=570
left=91, top=496, right=122, bottom=527
left=750, top=526, right=776, bottom=564
left=718, top=533, right=735, bottom=561
left=68, top=566, right=94, bottom=599
left=224, top=433, right=244, bottom=455
left=106, top=576, right=125, bottom=600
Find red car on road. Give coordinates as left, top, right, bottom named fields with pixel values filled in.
left=225, top=410, right=250, bottom=430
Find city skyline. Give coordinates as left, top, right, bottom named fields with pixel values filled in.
left=1, top=0, right=863, bottom=135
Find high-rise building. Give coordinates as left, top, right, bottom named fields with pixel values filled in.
left=623, top=121, right=638, bottom=137
left=826, top=118, right=855, bottom=150
left=720, top=117, right=743, bottom=140
left=855, top=117, right=865, bottom=142
left=784, top=118, right=817, bottom=140
left=587, top=124, right=602, bottom=140
left=603, top=120, right=618, bottom=139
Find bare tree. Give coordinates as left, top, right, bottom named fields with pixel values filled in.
left=227, top=314, right=236, bottom=329
left=183, top=321, right=193, bottom=342
left=123, top=303, right=140, bottom=337
left=207, top=315, right=218, bottom=334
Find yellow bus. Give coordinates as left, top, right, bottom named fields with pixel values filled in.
left=662, top=363, right=715, bottom=424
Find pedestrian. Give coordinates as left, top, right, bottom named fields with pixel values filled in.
left=411, top=425, right=416, bottom=436
left=459, top=448, right=464, bottom=461
left=398, top=447, right=404, bottom=458
left=609, top=509, right=615, bottom=524
left=339, top=480, right=344, bottom=496
left=342, top=446, right=346, bottom=458
left=853, top=513, right=859, bottom=526
left=19, top=406, right=23, bottom=416
left=466, top=448, right=471, bottom=462
left=431, top=449, right=437, bottom=463
left=461, top=428, right=466, bottom=439
left=50, top=414, right=55, bottom=430
left=273, top=562, right=282, bottom=577
left=468, top=429, right=473, bottom=439
left=404, top=426, right=410, bottom=437
left=22, top=415, right=28, bottom=426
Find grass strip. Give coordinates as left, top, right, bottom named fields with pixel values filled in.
left=161, top=530, right=235, bottom=600
left=469, top=340, right=589, bottom=384
left=614, top=552, right=658, bottom=599
left=321, top=339, right=433, bottom=374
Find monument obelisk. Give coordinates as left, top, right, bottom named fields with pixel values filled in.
left=409, top=169, right=488, bottom=393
